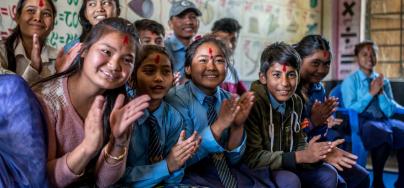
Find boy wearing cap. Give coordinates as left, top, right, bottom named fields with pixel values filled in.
left=165, top=0, right=201, bottom=83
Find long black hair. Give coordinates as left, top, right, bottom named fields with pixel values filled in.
left=294, top=34, right=331, bottom=60
left=78, top=0, right=121, bottom=41
left=37, top=17, right=140, bottom=133
left=5, top=0, right=56, bottom=72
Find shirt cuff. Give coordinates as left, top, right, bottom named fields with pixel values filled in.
left=281, top=152, right=297, bottom=170
left=200, top=126, right=225, bottom=153
left=22, top=64, right=41, bottom=84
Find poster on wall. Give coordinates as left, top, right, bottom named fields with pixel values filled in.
left=333, top=0, right=361, bottom=80
left=0, top=0, right=322, bottom=81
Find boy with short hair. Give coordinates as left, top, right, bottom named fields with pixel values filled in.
left=134, top=19, right=165, bottom=47
left=244, top=42, right=347, bottom=188
left=211, top=18, right=247, bottom=95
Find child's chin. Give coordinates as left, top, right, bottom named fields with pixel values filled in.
left=275, top=95, right=291, bottom=102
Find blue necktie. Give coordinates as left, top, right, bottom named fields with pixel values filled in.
left=147, top=114, right=163, bottom=164
left=204, top=96, right=238, bottom=188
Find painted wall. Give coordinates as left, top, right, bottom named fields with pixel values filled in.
left=0, top=0, right=323, bottom=81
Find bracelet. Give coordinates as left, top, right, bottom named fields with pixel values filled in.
left=104, top=146, right=127, bottom=162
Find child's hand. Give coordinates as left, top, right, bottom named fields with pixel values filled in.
left=56, top=43, right=82, bottom=73
left=215, top=95, right=240, bottom=129
left=233, top=92, right=255, bottom=127
left=109, top=94, right=150, bottom=144
left=211, top=96, right=240, bottom=141
left=370, top=76, right=384, bottom=96
left=310, top=97, right=339, bottom=126
left=167, top=131, right=201, bottom=173
left=83, top=95, right=106, bottom=156
left=324, top=147, right=357, bottom=171
left=296, top=135, right=332, bottom=163
left=31, top=34, right=42, bottom=72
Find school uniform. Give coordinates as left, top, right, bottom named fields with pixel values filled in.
left=166, top=81, right=275, bottom=188
left=342, top=69, right=404, bottom=187
left=298, top=82, right=370, bottom=188
left=118, top=101, right=184, bottom=187
left=244, top=80, right=339, bottom=188
left=164, top=34, right=187, bottom=80
left=0, top=38, right=57, bottom=84
left=0, top=75, right=48, bottom=187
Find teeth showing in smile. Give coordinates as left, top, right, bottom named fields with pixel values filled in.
left=100, top=69, right=116, bottom=81
left=95, top=15, right=106, bottom=20
left=204, top=75, right=217, bottom=78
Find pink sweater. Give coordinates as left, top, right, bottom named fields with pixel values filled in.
left=34, top=77, right=126, bottom=188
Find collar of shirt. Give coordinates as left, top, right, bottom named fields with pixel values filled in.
left=189, top=81, right=221, bottom=105
left=309, top=82, right=323, bottom=93
left=167, top=34, right=186, bottom=52
left=137, top=101, right=164, bottom=125
left=268, top=92, right=286, bottom=114
left=358, top=69, right=378, bottom=82
left=14, top=37, right=56, bottom=63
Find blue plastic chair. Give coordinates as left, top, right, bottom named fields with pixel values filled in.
left=330, top=84, right=404, bottom=167
left=329, top=84, right=368, bottom=167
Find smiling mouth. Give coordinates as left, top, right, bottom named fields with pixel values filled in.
left=100, top=69, right=118, bottom=81
left=94, top=15, right=107, bottom=21
left=30, top=24, right=45, bottom=29
left=277, top=90, right=290, bottom=95
left=203, top=75, right=219, bottom=79
left=183, top=27, right=194, bottom=32
left=151, top=85, right=165, bottom=90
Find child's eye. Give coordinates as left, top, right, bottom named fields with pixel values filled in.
left=288, top=72, right=297, bottom=78
left=142, top=68, right=155, bottom=75
left=272, top=73, right=280, bottom=78
left=87, top=2, right=96, bottom=7
left=198, top=58, right=208, bottom=64
left=42, top=11, right=52, bottom=17
left=141, top=39, right=151, bottom=44
left=26, top=8, right=36, bottom=14
left=102, top=0, right=112, bottom=6
left=162, top=68, right=172, bottom=75
left=312, top=61, right=320, bottom=67
left=124, top=57, right=134, bottom=64
left=155, top=39, right=162, bottom=45
left=214, top=58, right=226, bottom=64
left=100, top=49, right=112, bottom=56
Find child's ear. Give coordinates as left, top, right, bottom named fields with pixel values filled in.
left=168, top=20, right=173, bottom=30
left=259, top=72, right=267, bottom=84
left=80, top=49, right=88, bottom=58
left=185, top=66, right=191, bottom=77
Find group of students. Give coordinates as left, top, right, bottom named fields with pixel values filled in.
left=1, top=0, right=404, bottom=188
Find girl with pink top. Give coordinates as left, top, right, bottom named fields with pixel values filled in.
left=33, top=17, right=150, bottom=187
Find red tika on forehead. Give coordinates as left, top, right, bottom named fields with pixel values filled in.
left=39, top=0, right=45, bottom=7
left=123, top=35, right=129, bottom=46
left=208, top=47, right=213, bottom=59
left=154, top=54, right=160, bottom=64
left=282, top=64, right=287, bottom=72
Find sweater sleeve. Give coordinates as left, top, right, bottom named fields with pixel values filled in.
left=94, top=147, right=127, bottom=188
